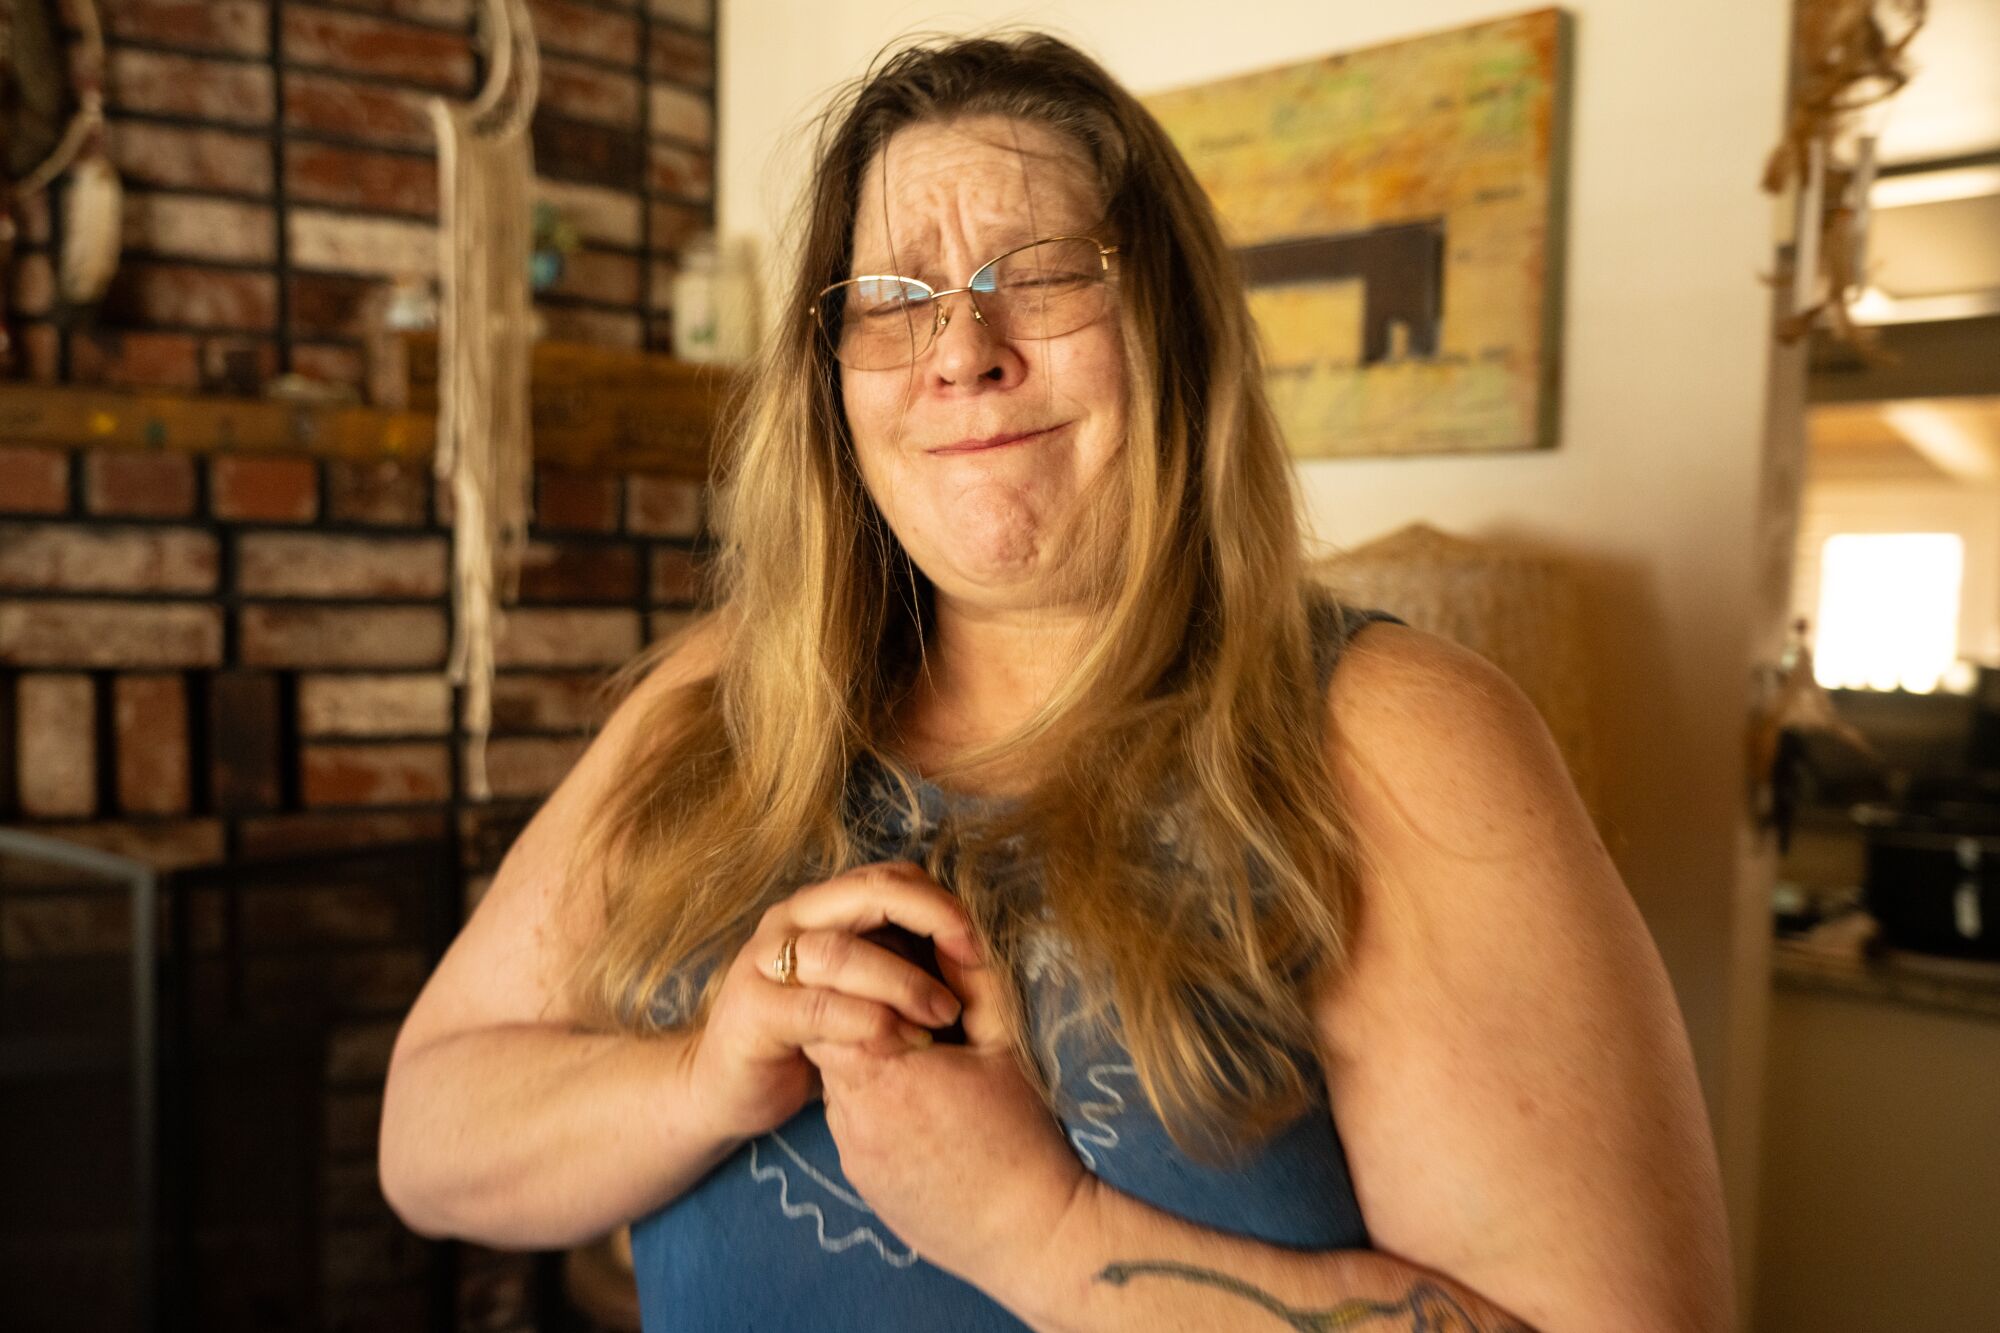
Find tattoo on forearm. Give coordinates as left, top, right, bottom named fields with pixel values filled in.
left=1095, top=1264, right=1533, bottom=1332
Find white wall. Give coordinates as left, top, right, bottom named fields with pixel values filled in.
left=719, top=3, right=1798, bottom=1321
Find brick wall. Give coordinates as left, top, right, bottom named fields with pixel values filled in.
left=0, top=440, right=705, bottom=1330
left=11, top=0, right=715, bottom=396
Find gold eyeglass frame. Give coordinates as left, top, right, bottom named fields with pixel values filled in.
left=810, top=234, right=1121, bottom=368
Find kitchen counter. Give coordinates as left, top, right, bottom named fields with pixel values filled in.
left=1771, top=909, right=2000, bottom=1023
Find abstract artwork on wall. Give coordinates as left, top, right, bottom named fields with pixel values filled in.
left=1143, top=7, right=1574, bottom=459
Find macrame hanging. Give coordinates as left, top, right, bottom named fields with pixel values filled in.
left=3, top=0, right=122, bottom=371
left=1760, top=0, right=1927, bottom=361
left=429, top=0, right=540, bottom=800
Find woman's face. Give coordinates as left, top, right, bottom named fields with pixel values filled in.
left=840, top=115, right=1128, bottom=613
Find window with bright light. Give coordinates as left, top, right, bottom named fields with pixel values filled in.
left=1813, top=532, right=1963, bottom=692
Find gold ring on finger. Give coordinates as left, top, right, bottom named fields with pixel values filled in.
left=773, top=933, right=802, bottom=987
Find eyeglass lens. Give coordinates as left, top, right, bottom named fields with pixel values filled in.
left=817, top=237, right=1110, bottom=370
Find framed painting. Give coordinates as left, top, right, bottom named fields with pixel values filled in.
left=1143, top=8, right=1575, bottom=458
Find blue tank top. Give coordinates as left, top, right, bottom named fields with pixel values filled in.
left=630, top=601, right=1406, bottom=1331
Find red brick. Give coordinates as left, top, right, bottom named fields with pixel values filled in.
left=121, top=195, right=277, bottom=264
left=648, top=608, right=695, bottom=642
left=300, top=673, right=452, bottom=737
left=199, top=336, right=280, bottom=395
left=533, top=178, right=641, bottom=248
left=114, top=674, right=191, bottom=816
left=287, top=271, right=376, bottom=340
left=534, top=469, right=619, bottom=532
left=457, top=803, right=532, bottom=872
left=290, top=343, right=367, bottom=391
left=285, top=142, right=437, bottom=217
left=0, top=446, right=70, bottom=514
left=211, top=454, right=320, bottom=522
left=648, top=27, right=712, bottom=87
left=624, top=474, right=701, bottom=537
left=531, top=113, right=644, bottom=191
left=0, top=522, right=218, bottom=593
left=312, top=0, right=473, bottom=23
left=106, top=118, right=273, bottom=194
left=538, top=305, right=642, bottom=347
left=106, top=48, right=274, bottom=125
left=17, top=192, right=52, bottom=245
left=539, top=56, right=641, bottom=130
left=467, top=735, right=585, bottom=800
left=235, top=808, right=448, bottom=858
left=239, top=605, right=446, bottom=667
left=2, top=895, right=140, bottom=960
left=17, top=323, right=62, bottom=381
left=282, top=71, right=434, bottom=148
left=1, top=818, right=224, bottom=876
left=207, top=670, right=282, bottom=813
left=649, top=545, right=701, bottom=603
left=516, top=540, right=638, bottom=603
left=240, top=882, right=413, bottom=947
left=288, top=209, right=434, bottom=277
left=544, top=248, right=642, bottom=305
left=0, top=600, right=223, bottom=667
left=282, top=8, right=473, bottom=91
left=236, top=531, right=445, bottom=598
left=68, top=329, right=204, bottom=391
left=16, top=674, right=97, bottom=818
left=647, top=141, right=711, bottom=201
left=83, top=451, right=198, bottom=518
left=648, top=84, right=710, bottom=146
left=479, top=671, right=609, bottom=732
left=303, top=741, right=451, bottom=806
left=493, top=608, right=640, bottom=667
left=528, top=0, right=638, bottom=63
left=11, top=251, right=54, bottom=316
left=650, top=0, right=712, bottom=32
left=327, top=458, right=430, bottom=526
left=103, top=263, right=279, bottom=332
left=648, top=199, right=708, bottom=252
left=104, top=0, right=269, bottom=55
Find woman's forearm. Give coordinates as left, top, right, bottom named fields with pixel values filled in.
left=378, top=1023, right=737, bottom=1251
left=989, top=1177, right=1537, bottom=1333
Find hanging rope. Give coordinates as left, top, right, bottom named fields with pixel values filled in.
left=429, top=0, right=540, bottom=800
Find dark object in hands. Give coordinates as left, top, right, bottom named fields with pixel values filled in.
left=860, top=923, right=967, bottom=1045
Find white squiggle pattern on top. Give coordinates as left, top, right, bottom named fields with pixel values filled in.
left=747, top=1132, right=919, bottom=1268
left=1067, top=1062, right=1137, bottom=1172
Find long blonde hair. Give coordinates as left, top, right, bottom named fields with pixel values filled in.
left=570, top=31, right=1369, bottom=1161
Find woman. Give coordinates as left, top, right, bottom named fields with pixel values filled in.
left=379, top=32, right=1732, bottom=1333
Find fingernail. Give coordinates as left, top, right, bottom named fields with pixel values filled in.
left=899, top=1023, right=934, bottom=1049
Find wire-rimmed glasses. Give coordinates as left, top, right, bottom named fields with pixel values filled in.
left=811, top=235, right=1120, bottom=371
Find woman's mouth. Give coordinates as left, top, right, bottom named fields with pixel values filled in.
left=927, top=423, right=1065, bottom=456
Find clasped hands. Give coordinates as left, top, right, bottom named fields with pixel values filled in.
left=687, top=860, right=1094, bottom=1292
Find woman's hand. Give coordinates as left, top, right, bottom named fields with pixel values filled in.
left=682, top=861, right=982, bottom=1142
left=805, top=923, right=1089, bottom=1290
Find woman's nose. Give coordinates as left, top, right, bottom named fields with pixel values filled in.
left=928, top=292, right=1018, bottom=386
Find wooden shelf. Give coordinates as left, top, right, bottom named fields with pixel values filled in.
left=0, top=338, right=739, bottom=478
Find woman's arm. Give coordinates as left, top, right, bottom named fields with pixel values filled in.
left=378, top=617, right=735, bottom=1250
left=986, top=623, right=1731, bottom=1333
left=1000, top=1176, right=1533, bottom=1332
